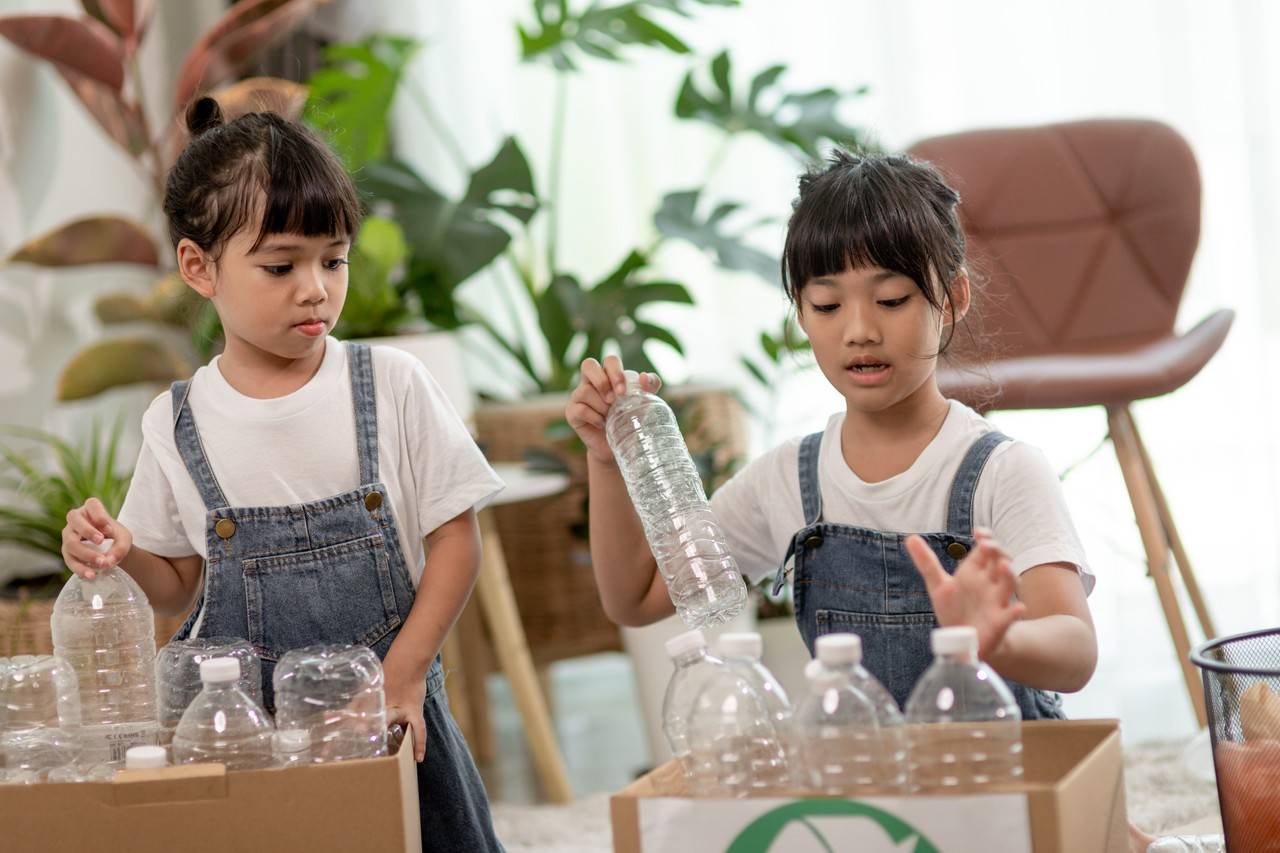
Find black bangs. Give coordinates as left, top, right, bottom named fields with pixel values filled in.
left=249, top=122, right=362, bottom=252
left=781, top=151, right=966, bottom=312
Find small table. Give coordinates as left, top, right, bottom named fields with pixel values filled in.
left=442, top=462, right=574, bottom=803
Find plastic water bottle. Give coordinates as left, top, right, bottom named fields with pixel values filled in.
left=660, top=630, right=722, bottom=777
left=273, top=729, right=312, bottom=767
left=794, top=659, right=884, bottom=794
left=905, top=626, right=1023, bottom=790
left=273, top=645, right=387, bottom=762
left=156, top=637, right=261, bottom=747
left=51, top=560, right=158, bottom=765
left=605, top=370, right=748, bottom=628
left=814, top=633, right=908, bottom=789
left=1147, top=836, right=1225, bottom=852
left=172, top=658, right=274, bottom=770
left=686, top=663, right=791, bottom=796
left=0, top=655, right=82, bottom=780
left=714, top=632, right=797, bottom=780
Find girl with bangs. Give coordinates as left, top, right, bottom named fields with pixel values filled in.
left=568, top=151, right=1098, bottom=718
left=60, top=99, right=505, bottom=852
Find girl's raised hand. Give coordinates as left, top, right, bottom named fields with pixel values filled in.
left=61, top=497, right=133, bottom=580
left=906, top=528, right=1026, bottom=662
left=565, top=355, right=661, bottom=465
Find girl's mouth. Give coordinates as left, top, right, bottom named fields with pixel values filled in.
left=294, top=321, right=326, bottom=337
left=846, top=363, right=892, bottom=385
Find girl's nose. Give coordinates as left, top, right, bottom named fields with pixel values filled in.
left=297, top=268, right=327, bottom=304
left=843, top=303, right=880, bottom=345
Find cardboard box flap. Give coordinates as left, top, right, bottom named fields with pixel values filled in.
left=110, top=764, right=228, bottom=806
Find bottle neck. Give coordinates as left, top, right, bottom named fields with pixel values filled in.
left=940, top=650, right=979, bottom=666
left=674, top=648, right=708, bottom=667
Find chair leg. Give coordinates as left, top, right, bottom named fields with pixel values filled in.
left=456, top=598, right=495, bottom=764
left=1126, top=412, right=1218, bottom=640
left=441, top=631, right=476, bottom=749
left=1108, top=406, right=1208, bottom=728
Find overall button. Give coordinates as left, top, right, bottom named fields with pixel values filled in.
left=804, top=533, right=824, bottom=550
left=364, top=492, right=383, bottom=511
left=946, top=542, right=968, bottom=560
left=215, top=518, right=236, bottom=540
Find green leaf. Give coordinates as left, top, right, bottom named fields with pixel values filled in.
left=675, top=50, right=878, bottom=159
left=304, top=35, right=420, bottom=172
left=654, top=189, right=779, bottom=284
left=519, top=0, right=736, bottom=69
left=334, top=216, right=412, bottom=339
left=362, top=137, right=538, bottom=331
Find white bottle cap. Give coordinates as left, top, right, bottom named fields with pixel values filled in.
left=931, top=626, right=979, bottom=656
left=622, top=369, right=641, bottom=394
left=815, top=633, right=862, bottom=666
left=125, top=745, right=167, bottom=769
left=715, top=632, right=762, bottom=661
left=200, top=657, right=241, bottom=684
left=664, top=630, right=707, bottom=660
left=275, top=729, right=311, bottom=752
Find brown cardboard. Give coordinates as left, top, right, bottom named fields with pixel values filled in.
left=1, top=731, right=421, bottom=853
left=611, top=719, right=1129, bottom=853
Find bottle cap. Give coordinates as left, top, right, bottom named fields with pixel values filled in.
left=931, top=626, right=979, bottom=656
left=623, top=369, right=641, bottom=394
left=815, top=633, right=862, bottom=666
left=664, top=630, right=707, bottom=660
left=199, top=657, right=240, bottom=684
left=715, top=632, right=762, bottom=661
left=275, top=729, right=311, bottom=752
left=124, top=745, right=167, bottom=769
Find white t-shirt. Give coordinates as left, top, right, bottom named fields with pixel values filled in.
left=119, top=337, right=504, bottom=587
left=710, top=400, right=1093, bottom=594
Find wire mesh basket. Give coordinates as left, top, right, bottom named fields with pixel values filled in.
left=1190, top=628, right=1280, bottom=852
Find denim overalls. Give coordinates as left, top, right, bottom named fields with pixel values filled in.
left=168, top=342, right=503, bottom=852
left=773, top=429, right=1065, bottom=720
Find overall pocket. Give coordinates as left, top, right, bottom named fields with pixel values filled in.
left=243, top=533, right=401, bottom=659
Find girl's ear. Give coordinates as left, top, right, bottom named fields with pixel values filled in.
left=176, top=238, right=216, bottom=298
left=941, top=269, right=971, bottom=327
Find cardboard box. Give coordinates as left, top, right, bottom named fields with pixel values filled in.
left=611, top=719, right=1129, bottom=853
left=1, top=732, right=420, bottom=853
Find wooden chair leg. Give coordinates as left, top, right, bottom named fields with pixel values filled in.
left=1126, top=412, right=1218, bottom=640
left=1109, top=406, right=1208, bottom=728
left=441, top=631, right=475, bottom=749
left=456, top=598, right=495, bottom=763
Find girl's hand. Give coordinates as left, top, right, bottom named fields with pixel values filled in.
left=565, top=355, right=661, bottom=465
left=383, top=654, right=428, bottom=762
left=61, top=497, right=133, bottom=580
left=906, top=528, right=1026, bottom=661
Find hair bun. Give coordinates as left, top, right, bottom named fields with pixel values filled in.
left=185, top=96, right=225, bottom=138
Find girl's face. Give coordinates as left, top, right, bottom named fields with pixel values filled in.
left=796, top=265, right=967, bottom=415
left=179, top=223, right=351, bottom=362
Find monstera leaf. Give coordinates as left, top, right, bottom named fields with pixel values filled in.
left=676, top=50, right=876, bottom=160
left=654, top=189, right=777, bottom=284
left=304, top=35, right=420, bottom=172
left=334, top=216, right=412, bottom=339
left=361, top=137, right=538, bottom=329
left=519, top=0, right=737, bottom=70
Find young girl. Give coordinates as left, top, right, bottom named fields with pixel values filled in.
left=60, top=99, right=505, bottom=851
left=567, top=150, right=1097, bottom=718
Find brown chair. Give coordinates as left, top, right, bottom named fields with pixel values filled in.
left=908, top=119, right=1233, bottom=726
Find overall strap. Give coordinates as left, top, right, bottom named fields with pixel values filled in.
left=944, top=430, right=1010, bottom=535
left=347, top=342, right=380, bottom=485
left=170, top=379, right=230, bottom=511
left=797, top=431, right=825, bottom=526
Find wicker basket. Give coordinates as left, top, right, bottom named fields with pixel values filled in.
left=474, top=384, right=748, bottom=667
left=0, top=587, right=193, bottom=657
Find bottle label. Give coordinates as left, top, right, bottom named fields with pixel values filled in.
left=81, top=723, right=159, bottom=765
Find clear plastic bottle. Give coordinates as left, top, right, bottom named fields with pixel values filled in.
left=273, top=729, right=312, bottom=768
left=714, top=632, right=797, bottom=783
left=686, top=666, right=790, bottom=796
left=172, top=657, right=274, bottom=770
left=814, top=633, right=908, bottom=790
left=1147, top=835, right=1225, bottom=852
left=660, top=630, right=722, bottom=777
left=793, top=659, right=884, bottom=794
left=0, top=655, right=82, bottom=780
left=904, top=626, right=1023, bottom=790
left=605, top=370, right=748, bottom=629
left=50, top=560, right=158, bottom=765
left=156, top=637, right=261, bottom=747
left=273, top=644, right=387, bottom=763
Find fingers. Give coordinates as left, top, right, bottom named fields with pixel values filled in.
left=906, top=534, right=948, bottom=593
left=639, top=371, right=661, bottom=393
left=601, top=355, right=626, bottom=396
left=81, top=497, right=115, bottom=536
left=410, top=712, right=426, bottom=762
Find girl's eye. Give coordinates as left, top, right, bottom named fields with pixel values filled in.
left=810, top=303, right=839, bottom=314
left=878, top=295, right=912, bottom=308
left=263, top=264, right=292, bottom=277
left=324, top=258, right=350, bottom=271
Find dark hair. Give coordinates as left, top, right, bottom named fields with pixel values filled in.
left=163, top=97, right=361, bottom=260
left=782, top=149, right=968, bottom=353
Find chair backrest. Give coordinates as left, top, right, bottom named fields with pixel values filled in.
left=907, top=119, right=1200, bottom=360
